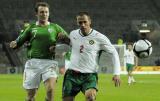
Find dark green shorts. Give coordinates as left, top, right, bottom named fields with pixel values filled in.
left=126, top=63, right=134, bottom=72
left=62, top=69, right=98, bottom=97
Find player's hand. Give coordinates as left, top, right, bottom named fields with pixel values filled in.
left=49, top=45, right=56, bottom=53
left=57, top=32, right=66, bottom=39
left=10, top=41, right=17, bottom=48
left=57, top=33, right=70, bottom=45
left=112, top=75, right=121, bottom=87
left=59, top=67, right=66, bottom=75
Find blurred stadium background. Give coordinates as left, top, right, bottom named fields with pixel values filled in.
left=0, top=0, right=160, bottom=74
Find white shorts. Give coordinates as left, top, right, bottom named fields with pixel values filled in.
left=23, top=58, right=58, bottom=89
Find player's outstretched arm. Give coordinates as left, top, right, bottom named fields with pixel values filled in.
left=112, top=75, right=121, bottom=87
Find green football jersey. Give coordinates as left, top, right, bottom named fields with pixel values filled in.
left=16, top=22, right=68, bottom=59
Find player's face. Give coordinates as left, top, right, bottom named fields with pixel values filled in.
left=77, top=15, right=91, bottom=34
left=128, top=44, right=133, bottom=50
left=36, top=6, right=49, bottom=23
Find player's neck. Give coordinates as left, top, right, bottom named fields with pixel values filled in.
left=129, top=49, right=132, bottom=51
left=80, top=28, right=92, bottom=36
left=37, top=21, right=50, bottom=26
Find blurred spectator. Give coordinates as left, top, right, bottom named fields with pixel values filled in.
left=155, top=58, right=160, bottom=66
left=117, top=38, right=123, bottom=45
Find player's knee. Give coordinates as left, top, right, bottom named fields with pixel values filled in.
left=46, top=86, right=54, bottom=94
left=45, top=78, right=56, bottom=93
left=85, top=89, right=97, bottom=101
left=26, top=89, right=36, bottom=101
left=46, top=87, right=54, bottom=101
left=86, top=94, right=96, bottom=101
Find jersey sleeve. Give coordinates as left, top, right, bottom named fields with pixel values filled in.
left=16, top=25, right=31, bottom=48
left=55, top=24, right=69, bottom=37
left=99, top=35, right=121, bottom=75
left=55, top=24, right=70, bottom=44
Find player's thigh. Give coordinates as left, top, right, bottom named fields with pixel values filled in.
left=23, top=69, right=41, bottom=89
left=44, top=77, right=57, bottom=90
left=82, top=73, right=98, bottom=93
left=23, top=59, right=44, bottom=89
left=42, top=69, right=58, bottom=90
left=42, top=66, right=58, bottom=82
left=126, top=63, right=134, bottom=72
left=62, top=71, right=80, bottom=98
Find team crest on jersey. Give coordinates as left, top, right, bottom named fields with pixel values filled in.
left=89, top=40, right=94, bottom=45
left=32, top=29, right=37, bottom=34
left=48, top=28, right=54, bottom=33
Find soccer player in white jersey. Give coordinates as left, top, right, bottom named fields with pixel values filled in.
left=124, top=43, right=138, bottom=85
left=62, top=11, right=121, bottom=101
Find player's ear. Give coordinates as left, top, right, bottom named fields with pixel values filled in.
left=77, top=21, right=79, bottom=26
left=35, top=12, right=38, bottom=17
left=88, top=16, right=91, bottom=25
left=89, top=19, right=92, bottom=25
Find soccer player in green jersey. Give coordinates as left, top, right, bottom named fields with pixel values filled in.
left=62, top=12, right=121, bottom=101
left=10, top=2, right=68, bottom=101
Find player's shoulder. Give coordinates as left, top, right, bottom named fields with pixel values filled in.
left=92, top=29, right=112, bottom=44
left=28, top=22, right=36, bottom=27
left=70, top=29, right=79, bottom=33
left=92, top=29, right=109, bottom=40
left=49, top=23, right=66, bottom=32
left=91, top=29, right=106, bottom=37
left=70, top=29, right=79, bottom=35
left=50, top=23, right=64, bottom=29
left=50, top=23, right=59, bottom=27
left=22, top=22, right=35, bottom=31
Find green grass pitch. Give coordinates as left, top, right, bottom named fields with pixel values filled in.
left=0, top=74, right=160, bottom=101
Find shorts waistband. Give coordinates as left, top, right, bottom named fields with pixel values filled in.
left=67, top=69, right=97, bottom=75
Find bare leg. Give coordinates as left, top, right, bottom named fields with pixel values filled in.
left=25, top=89, right=37, bottom=101
left=128, top=70, right=134, bottom=85
left=44, top=77, right=57, bottom=101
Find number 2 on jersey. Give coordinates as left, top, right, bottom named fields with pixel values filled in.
left=80, top=45, right=84, bottom=53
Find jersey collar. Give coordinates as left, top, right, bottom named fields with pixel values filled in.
left=79, top=29, right=93, bottom=37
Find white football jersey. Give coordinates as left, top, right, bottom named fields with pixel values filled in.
left=69, top=29, right=121, bottom=75
left=125, top=49, right=135, bottom=64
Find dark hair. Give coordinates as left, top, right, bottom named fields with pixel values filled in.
left=127, top=42, right=133, bottom=46
left=77, top=11, right=91, bottom=19
left=35, top=2, right=49, bottom=13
